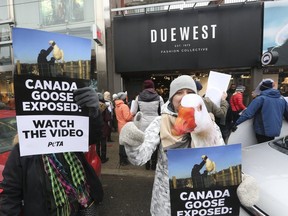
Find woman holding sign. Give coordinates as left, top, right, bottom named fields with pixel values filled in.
left=0, top=87, right=103, bottom=216
left=119, top=75, right=259, bottom=216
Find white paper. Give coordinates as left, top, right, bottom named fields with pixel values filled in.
left=205, top=71, right=231, bottom=107
left=130, top=100, right=138, bottom=115
left=17, top=115, right=89, bottom=156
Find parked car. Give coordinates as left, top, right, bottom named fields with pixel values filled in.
left=0, top=110, right=101, bottom=193
left=240, top=136, right=288, bottom=216
left=0, top=110, right=17, bottom=193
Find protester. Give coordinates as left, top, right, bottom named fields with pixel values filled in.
left=226, top=83, right=236, bottom=103
left=195, top=79, right=230, bottom=142
left=203, top=92, right=229, bottom=142
left=111, top=93, right=118, bottom=132
left=135, top=79, right=164, bottom=170
left=230, top=85, right=246, bottom=123
left=103, top=91, right=114, bottom=142
left=0, top=87, right=104, bottom=215
left=225, top=83, right=236, bottom=131
left=233, top=79, right=288, bottom=143
left=114, top=91, right=134, bottom=166
left=119, top=75, right=258, bottom=215
left=96, top=92, right=110, bottom=163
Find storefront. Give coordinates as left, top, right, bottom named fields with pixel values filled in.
left=113, top=1, right=288, bottom=103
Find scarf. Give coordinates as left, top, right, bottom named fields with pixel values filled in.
left=42, top=152, right=90, bottom=216
left=160, top=113, right=191, bottom=150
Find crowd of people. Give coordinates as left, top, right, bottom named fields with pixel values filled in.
left=1, top=74, right=288, bottom=215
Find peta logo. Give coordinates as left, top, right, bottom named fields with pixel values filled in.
left=48, top=141, right=64, bottom=147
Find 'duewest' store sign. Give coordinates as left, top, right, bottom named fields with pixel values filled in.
left=113, top=2, right=262, bottom=73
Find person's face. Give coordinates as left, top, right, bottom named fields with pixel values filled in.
left=172, top=88, right=195, bottom=112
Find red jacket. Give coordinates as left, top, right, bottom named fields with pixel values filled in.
left=230, top=92, right=246, bottom=112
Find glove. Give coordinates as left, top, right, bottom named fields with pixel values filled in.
left=119, top=112, right=144, bottom=147
left=231, top=125, right=238, bottom=132
left=237, top=173, right=259, bottom=207
left=74, top=87, right=99, bottom=109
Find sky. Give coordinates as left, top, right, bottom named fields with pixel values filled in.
left=12, top=27, right=92, bottom=64
left=263, top=1, right=288, bottom=52
left=167, top=144, right=242, bottom=179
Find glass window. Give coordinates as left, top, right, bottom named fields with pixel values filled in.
left=40, top=0, right=84, bottom=26
left=0, top=24, right=11, bottom=42
left=0, top=45, right=12, bottom=66
left=0, top=0, right=9, bottom=20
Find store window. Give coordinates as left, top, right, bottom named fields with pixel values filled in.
left=40, top=0, right=84, bottom=26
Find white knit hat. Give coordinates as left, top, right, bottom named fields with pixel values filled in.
left=103, top=91, right=111, bottom=100
left=235, top=85, right=246, bottom=92
left=169, top=75, right=197, bottom=100
left=112, top=93, right=118, bottom=100
left=117, top=91, right=127, bottom=100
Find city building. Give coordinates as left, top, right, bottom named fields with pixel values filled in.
left=1, top=0, right=288, bottom=105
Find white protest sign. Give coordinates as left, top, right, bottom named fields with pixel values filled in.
left=130, top=99, right=138, bottom=115
left=17, top=115, right=88, bottom=156
left=15, top=76, right=89, bottom=156
left=205, top=71, right=231, bottom=107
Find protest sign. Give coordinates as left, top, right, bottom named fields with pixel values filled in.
left=205, top=71, right=231, bottom=107
left=14, top=75, right=89, bottom=156
left=168, top=144, right=241, bottom=216
left=12, top=27, right=92, bottom=156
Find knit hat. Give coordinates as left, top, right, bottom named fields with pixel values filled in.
left=103, top=91, right=111, bottom=100
left=260, top=79, right=274, bottom=91
left=169, top=75, right=197, bottom=100
left=112, top=93, right=118, bottom=100
left=143, top=80, right=154, bottom=89
left=235, top=85, right=245, bottom=92
left=117, top=91, right=127, bottom=100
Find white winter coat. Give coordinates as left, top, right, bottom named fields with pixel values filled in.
left=124, top=101, right=224, bottom=215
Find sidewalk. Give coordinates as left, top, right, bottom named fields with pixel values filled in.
left=100, top=131, right=155, bottom=178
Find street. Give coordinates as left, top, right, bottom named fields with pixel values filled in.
left=98, top=174, right=154, bottom=216
left=97, top=132, right=155, bottom=215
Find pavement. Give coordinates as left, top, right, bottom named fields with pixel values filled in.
left=97, top=131, right=155, bottom=215
left=100, top=131, right=155, bottom=178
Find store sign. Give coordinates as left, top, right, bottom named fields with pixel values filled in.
left=262, top=1, right=288, bottom=67
left=261, top=51, right=279, bottom=66
left=113, top=2, right=262, bottom=73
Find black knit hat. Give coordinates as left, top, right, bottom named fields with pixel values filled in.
left=260, top=80, right=273, bottom=91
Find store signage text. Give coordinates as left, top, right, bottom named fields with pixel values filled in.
left=150, top=25, right=217, bottom=43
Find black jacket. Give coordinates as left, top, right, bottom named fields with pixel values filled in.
left=0, top=144, right=103, bottom=216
